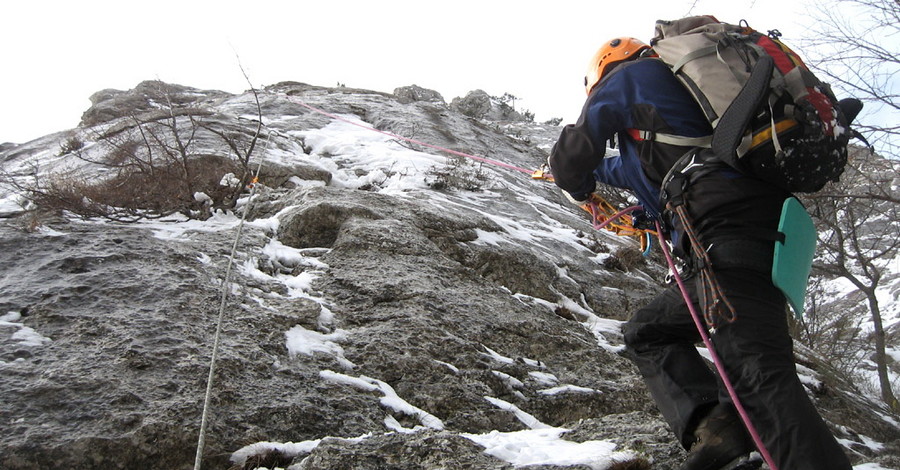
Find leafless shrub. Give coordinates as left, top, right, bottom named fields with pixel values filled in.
left=789, top=278, right=869, bottom=385
left=803, top=145, right=900, bottom=410
left=4, top=153, right=241, bottom=223
left=8, top=80, right=264, bottom=223
left=57, top=135, right=85, bottom=156
left=603, top=246, right=645, bottom=272
left=425, top=154, right=489, bottom=191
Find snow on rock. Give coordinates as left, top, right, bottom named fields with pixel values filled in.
left=319, top=370, right=444, bottom=430
left=463, top=427, right=636, bottom=469
left=286, top=327, right=354, bottom=369
left=0, top=80, right=896, bottom=470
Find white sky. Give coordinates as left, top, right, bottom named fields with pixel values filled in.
left=1, top=0, right=820, bottom=144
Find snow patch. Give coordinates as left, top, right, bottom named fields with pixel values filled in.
left=286, top=326, right=354, bottom=369
left=557, top=296, right=625, bottom=353
left=262, top=238, right=329, bottom=271
left=463, top=427, right=635, bottom=470
left=295, top=115, right=444, bottom=193
left=538, top=385, right=599, bottom=396
left=320, top=370, right=444, bottom=431
left=481, top=345, right=515, bottom=364
left=853, top=463, right=894, bottom=470
left=434, top=360, right=460, bottom=374
left=484, top=396, right=549, bottom=430
left=1, top=312, right=51, bottom=348
left=528, top=371, right=559, bottom=387
left=143, top=211, right=242, bottom=240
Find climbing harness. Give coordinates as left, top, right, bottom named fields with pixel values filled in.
left=655, top=220, right=779, bottom=470
left=279, top=94, right=656, bottom=250
left=659, top=148, right=740, bottom=328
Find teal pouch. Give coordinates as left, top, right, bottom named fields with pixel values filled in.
left=772, top=197, right=817, bottom=318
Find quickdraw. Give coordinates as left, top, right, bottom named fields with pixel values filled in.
left=532, top=165, right=655, bottom=254
left=583, top=195, right=656, bottom=255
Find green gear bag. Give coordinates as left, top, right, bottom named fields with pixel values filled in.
left=772, top=197, right=817, bottom=318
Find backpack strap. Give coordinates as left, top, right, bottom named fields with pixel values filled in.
left=711, top=54, right=775, bottom=163
left=671, top=45, right=719, bottom=73
left=626, top=128, right=713, bottom=148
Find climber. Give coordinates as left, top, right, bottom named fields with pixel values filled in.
left=547, top=37, right=853, bottom=470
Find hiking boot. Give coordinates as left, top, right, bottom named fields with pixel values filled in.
left=680, top=403, right=759, bottom=470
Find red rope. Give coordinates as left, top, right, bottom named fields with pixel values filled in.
left=278, top=93, right=536, bottom=175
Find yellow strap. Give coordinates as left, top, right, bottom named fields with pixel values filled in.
left=748, top=118, right=798, bottom=151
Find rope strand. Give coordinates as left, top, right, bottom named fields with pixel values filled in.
left=193, top=137, right=269, bottom=470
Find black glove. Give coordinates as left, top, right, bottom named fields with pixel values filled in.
left=631, top=209, right=656, bottom=230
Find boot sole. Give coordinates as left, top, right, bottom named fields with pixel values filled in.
left=721, top=453, right=763, bottom=470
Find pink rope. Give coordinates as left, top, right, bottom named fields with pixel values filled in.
left=655, top=221, right=779, bottom=470
left=279, top=94, right=536, bottom=175
left=591, top=204, right=642, bottom=231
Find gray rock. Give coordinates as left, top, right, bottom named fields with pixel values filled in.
left=0, top=80, right=896, bottom=470
left=80, top=80, right=230, bottom=127
left=393, top=84, right=446, bottom=104
left=256, top=161, right=332, bottom=188
left=451, top=89, right=494, bottom=119
left=451, top=90, right=529, bottom=122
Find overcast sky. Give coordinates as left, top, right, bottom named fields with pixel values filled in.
left=2, top=0, right=821, bottom=144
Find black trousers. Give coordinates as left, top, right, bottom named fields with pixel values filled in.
left=623, top=265, right=852, bottom=470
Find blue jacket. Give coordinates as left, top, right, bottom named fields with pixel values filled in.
left=549, top=58, right=712, bottom=220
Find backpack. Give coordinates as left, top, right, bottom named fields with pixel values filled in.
left=650, top=15, right=852, bottom=194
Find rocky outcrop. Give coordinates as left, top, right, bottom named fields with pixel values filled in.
left=0, top=80, right=897, bottom=470
left=451, top=89, right=494, bottom=119
left=393, top=85, right=445, bottom=104
left=80, top=80, right=230, bottom=127
left=451, top=89, right=529, bottom=122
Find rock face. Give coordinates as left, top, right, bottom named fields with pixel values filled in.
left=0, top=80, right=897, bottom=470
left=79, top=80, right=231, bottom=127
left=450, top=89, right=530, bottom=122
left=393, top=84, right=445, bottom=104
left=451, top=89, right=494, bottom=119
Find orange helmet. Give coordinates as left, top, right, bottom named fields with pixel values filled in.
left=585, top=37, right=652, bottom=95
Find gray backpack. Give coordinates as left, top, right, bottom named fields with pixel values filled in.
left=650, top=15, right=852, bottom=193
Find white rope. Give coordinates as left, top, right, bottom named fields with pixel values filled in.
left=193, top=134, right=270, bottom=470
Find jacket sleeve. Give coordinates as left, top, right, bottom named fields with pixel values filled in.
left=549, top=76, right=630, bottom=200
